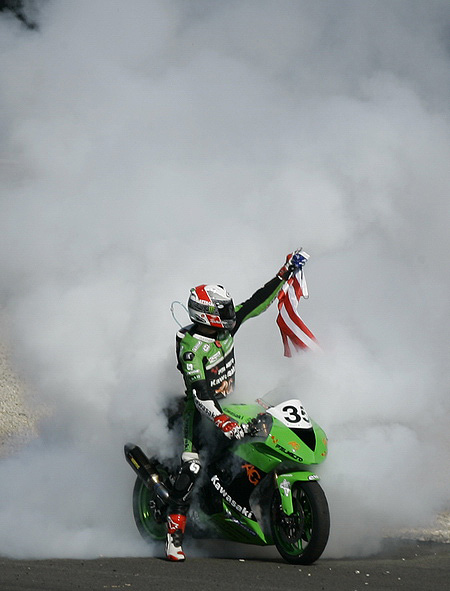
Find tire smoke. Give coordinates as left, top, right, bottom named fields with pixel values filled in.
left=0, top=1, right=449, bottom=558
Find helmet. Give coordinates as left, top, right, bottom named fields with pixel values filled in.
left=188, top=284, right=236, bottom=330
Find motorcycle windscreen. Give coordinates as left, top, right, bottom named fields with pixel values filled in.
left=267, top=399, right=317, bottom=450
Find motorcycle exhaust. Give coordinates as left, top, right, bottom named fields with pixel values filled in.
left=124, top=443, right=170, bottom=502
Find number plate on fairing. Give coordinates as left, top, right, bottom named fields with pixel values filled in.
left=267, top=399, right=312, bottom=430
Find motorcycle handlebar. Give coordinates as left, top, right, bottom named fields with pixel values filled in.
left=245, top=413, right=272, bottom=438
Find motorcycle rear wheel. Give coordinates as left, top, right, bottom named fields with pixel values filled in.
left=132, top=477, right=166, bottom=542
left=270, top=481, right=330, bottom=564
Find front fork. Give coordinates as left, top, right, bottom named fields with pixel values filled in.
left=274, top=471, right=319, bottom=515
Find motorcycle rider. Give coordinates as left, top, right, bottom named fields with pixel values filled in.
left=165, top=250, right=308, bottom=561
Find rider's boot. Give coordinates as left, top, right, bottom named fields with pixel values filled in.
left=165, top=513, right=186, bottom=561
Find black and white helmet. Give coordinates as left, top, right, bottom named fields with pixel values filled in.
left=188, top=284, right=236, bottom=330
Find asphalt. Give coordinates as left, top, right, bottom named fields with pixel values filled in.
left=1, top=540, right=449, bottom=591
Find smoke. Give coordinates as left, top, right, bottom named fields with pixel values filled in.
left=0, top=0, right=449, bottom=558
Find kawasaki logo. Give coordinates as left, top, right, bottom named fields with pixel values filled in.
left=211, top=475, right=254, bottom=519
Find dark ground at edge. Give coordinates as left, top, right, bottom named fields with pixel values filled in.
left=0, top=539, right=449, bottom=591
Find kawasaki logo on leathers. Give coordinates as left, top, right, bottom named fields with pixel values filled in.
left=210, top=475, right=254, bottom=519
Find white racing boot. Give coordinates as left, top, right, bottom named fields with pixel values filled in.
left=165, top=514, right=186, bottom=561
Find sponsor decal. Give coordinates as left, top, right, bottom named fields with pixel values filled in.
left=208, top=351, right=222, bottom=364
left=308, top=474, right=319, bottom=481
left=279, top=478, right=291, bottom=497
left=211, top=475, right=254, bottom=519
left=206, top=314, right=222, bottom=326
left=167, top=515, right=183, bottom=530
left=210, top=372, right=230, bottom=387
left=194, top=285, right=212, bottom=304
left=211, top=375, right=226, bottom=387
left=289, top=441, right=300, bottom=450
left=189, top=461, right=201, bottom=474
left=202, top=343, right=211, bottom=352
left=242, top=463, right=262, bottom=486
left=276, top=443, right=303, bottom=461
left=214, top=365, right=225, bottom=377
left=193, top=397, right=216, bottom=419
left=215, top=380, right=233, bottom=396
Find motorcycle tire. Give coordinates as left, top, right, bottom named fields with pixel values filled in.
left=132, top=477, right=167, bottom=542
left=270, top=480, right=330, bottom=564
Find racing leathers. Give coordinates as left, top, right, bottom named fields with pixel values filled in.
left=166, top=251, right=306, bottom=560
left=172, top=276, right=285, bottom=504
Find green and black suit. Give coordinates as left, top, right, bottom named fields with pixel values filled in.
left=176, top=275, right=285, bottom=457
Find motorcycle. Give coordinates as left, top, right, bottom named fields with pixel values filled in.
left=124, top=397, right=330, bottom=564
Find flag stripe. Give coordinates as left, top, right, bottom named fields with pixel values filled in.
left=276, top=270, right=317, bottom=356
left=291, top=274, right=303, bottom=300
left=276, top=314, right=308, bottom=350
left=278, top=306, right=317, bottom=350
left=284, top=293, right=317, bottom=341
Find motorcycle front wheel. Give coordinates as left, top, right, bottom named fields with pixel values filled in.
left=132, top=477, right=167, bottom=542
left=270, top=480, right=330, bottom=564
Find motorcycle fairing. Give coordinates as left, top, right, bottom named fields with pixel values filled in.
left=275, top=471, right=319, bottom=515
left=208, top=507, right=269, bottom=545
left=267, top=399, right=317, bottom=450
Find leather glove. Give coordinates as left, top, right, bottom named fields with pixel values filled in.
left=241, top=419, right=259, bottom=437
left=214, top=414, right=245, bottom=440
left=277, top=249, right=309, bottom=280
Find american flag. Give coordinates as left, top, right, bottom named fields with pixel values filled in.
left=276, top=263, right=318, bottom=357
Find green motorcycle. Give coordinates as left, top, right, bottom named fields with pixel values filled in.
left=124, top=397, right=330, bottom=564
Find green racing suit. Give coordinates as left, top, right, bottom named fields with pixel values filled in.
left=176, top=275, right=285, bottom=456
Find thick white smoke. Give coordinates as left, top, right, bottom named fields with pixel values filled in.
left=0, top=0, right=449, bottom=558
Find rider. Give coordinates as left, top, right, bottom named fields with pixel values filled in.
left=165, top=250, right=308, bottom=561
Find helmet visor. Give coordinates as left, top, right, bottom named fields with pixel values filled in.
left=217, top=300, right=235, bottom=322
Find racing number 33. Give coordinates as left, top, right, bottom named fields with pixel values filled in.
left=282, top=405, right=303, bottom=423
left=273, top=400, right=312, bottom=429
left=264, top=399, right=313, bottom=431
